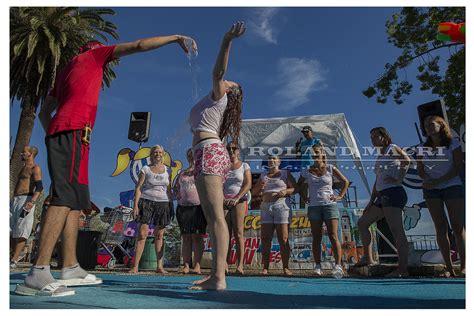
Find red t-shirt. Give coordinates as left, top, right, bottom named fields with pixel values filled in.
left=47, top=45, right=116, bottom=135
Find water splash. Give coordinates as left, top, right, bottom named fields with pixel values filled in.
left=189, top=58, right=201, bottom=103
left=167, top=119, right=191, bottom=155
left=166, top=51, right=203, bottom=156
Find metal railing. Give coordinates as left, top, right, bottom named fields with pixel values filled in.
left=407, top=235, right=439, bottom=251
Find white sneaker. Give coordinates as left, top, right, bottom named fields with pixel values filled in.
left=332, top=264, right=344, bottom=279
left=314, top=264, right=322, bottom=276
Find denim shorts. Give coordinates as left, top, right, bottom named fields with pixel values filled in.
left=374, top=186, right=407, bottom=209
left=307, top=204, right=339, bottom=221
left=423, top=185, right=464, bottom=201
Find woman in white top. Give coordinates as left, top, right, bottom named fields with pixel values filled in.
left=223, top=144, right=252, bottom=275
left=252, top=155, right=296, bottom=276
left=188, top=22, right=245, bottom=291
left=297, top=144, right=349, bottom=277
left=417, top=115, right=465, bottom=277
left=130, top=145, right=172, bottom=274
left=356, top=127, right=411, bottom=277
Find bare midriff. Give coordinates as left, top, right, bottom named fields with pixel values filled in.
left=192, top=131, right=220, bottom=146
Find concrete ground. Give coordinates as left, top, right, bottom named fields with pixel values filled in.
left=10, top=265, right=465, bottom=309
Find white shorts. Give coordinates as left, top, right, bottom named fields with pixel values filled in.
left=10, top=195, right=36, bottom=239
left=260, top=198, right=292, bottom=224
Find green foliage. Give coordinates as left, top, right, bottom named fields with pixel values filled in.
left=10, top=7, right=119, bottom=110
left=364, top=7, right=465, bottom=129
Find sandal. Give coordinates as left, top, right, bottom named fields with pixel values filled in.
left=15, top=282, right=75, bottom=297
left=57, top=273, right=102, bottom=286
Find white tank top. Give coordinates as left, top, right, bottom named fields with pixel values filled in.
left=140, top=165, right=170, bottom=202
left=224, top=162, right=250, bottom=196
left=374, top=144, right=403, bottom=191
left=188, top=92, right=228, bottom=134
left=301, top=164, right=336, bottom=206
left=421, top=138, right=463, bottom=189
left=261, top=170, right=288, bottom=193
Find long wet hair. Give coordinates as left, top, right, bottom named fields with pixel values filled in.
left=219, top=85, right=243, bottom=147
left=423, top=115, right=452, bottom=148
left=370, top=127, right=393, bottom=148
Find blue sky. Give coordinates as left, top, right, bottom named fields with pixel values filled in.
left=9, top=7, right=459, bottom=235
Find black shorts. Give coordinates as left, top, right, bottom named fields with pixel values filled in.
left=46, top=130, right=90, bottom=210
left=374, top=186, right=407, bottom=209
left=423, top=185, right=464, bottom=201
left=138, top=198, right=170, bottom=227
left=176, top=205, right=207, bottom=235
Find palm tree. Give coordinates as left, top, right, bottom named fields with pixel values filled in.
left=10, top=7, right=119, bottom=198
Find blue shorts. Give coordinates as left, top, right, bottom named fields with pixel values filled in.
left=307, top=204, right=339, bottom=222
left=423, top=185, right=464, bottom=201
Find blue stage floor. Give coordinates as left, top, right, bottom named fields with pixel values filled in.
left=10, top=272, right=465, bottom=309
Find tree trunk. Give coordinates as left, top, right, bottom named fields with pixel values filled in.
left=10, top=99, right=37, bottom=200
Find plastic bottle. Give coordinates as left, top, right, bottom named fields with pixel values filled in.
left=185, top=38, right=198, bottom=60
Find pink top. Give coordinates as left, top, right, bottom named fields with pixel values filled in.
left=176, top=171, right=200, bottom=206
left=188, top=92, right=228, bottom=134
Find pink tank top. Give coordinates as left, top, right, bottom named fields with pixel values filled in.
left=177, top=172, right=200, bottom=206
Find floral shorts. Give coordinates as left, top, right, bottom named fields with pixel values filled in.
left=193, top=138, right=231, bottom=182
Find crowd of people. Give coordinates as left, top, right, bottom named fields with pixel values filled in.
left=10, top=22, right=465, bottom=297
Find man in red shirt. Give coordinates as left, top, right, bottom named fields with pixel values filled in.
left=15, top=34, right=197, bottom=297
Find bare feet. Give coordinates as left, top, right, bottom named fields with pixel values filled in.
left=283, top=268, right=293, bottom=276
left=129, top=267, right=138, bottom=274
left=192, top=263, right=202, bottom=274
left=156, top=268, right=169, bottom=274
left=439, top=268, right=456, bottom=278
left=192, top=275, right=210, bottom=285
left=182, top=265, right=190, bottom=274
left=235, top=266, right=244, bottom=275
left=385, top=268, right=409, bottom=278
left=353, top=259, right=376, bottom=268
left=189, top=276, right=226, bottom=291
left=261, top=269, right=268, bottom=275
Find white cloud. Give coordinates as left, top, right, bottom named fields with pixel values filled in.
left=249, top=8, right=280, bottom=44
left=274, top=57, right=328, bottom=110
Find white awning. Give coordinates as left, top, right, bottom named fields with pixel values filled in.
left=239, top=113, right=371, bottom=194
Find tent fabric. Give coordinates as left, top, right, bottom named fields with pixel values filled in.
left=238, top=113, right=371, bottom=194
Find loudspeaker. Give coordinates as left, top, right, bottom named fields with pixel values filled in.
left=128, top=112, right=151, bottom=143
left=417, top=100, right=449, bottom=136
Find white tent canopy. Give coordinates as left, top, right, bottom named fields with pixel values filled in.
left=239, top=113, right=371, bottom=194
